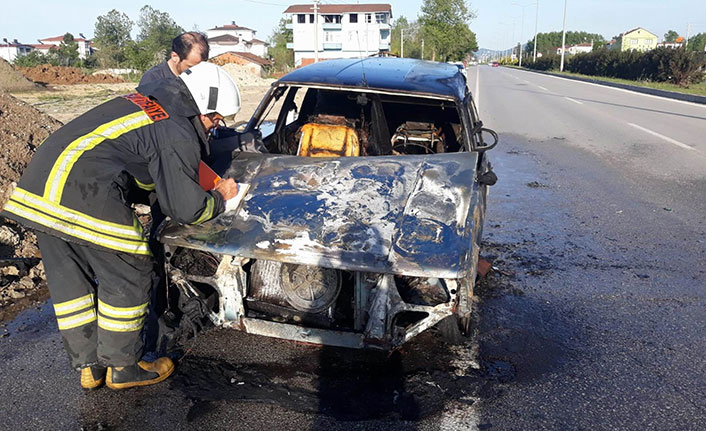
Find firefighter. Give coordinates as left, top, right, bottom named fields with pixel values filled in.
left=139, top=32, right=209, bottom=86
left=1, top=62, right=241, bottom=390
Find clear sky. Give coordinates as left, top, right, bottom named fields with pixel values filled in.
left=1, top=1, right=704, bottom=51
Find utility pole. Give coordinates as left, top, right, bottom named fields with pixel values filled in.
left=559, top=0, right=568, bottom=72
left=313, top=0, right=319, bottom=63
left=533, top=0, right=539, bottom=62
left=421, top=39, right=425, bottom=60
left=401, top=27, right=404, bottom=58
left=518, top=6, right=525, bottom=67
left=685, top=22, right=690, bottom=49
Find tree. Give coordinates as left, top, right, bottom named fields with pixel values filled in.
left=267, top=18, right=293, bottom=72
left=525, top=31, right=606, bottom=56
left=94, top=9, right=133, bottom=68
left=687, top=33, right=706, bottom=52
left=391, top=16, right=424, bottom=59
left=664, top=30, right=679, bottom=43
left=53, top=33, right=80, bottom=67
left=133, top=5, right=184, bottom=69
left=418, top=0, right=478, bottom=62
left=13, top=50, right=50, bottom=67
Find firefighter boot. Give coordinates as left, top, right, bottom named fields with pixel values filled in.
left=105, top=357, right=175, bottom=390
left=80, top=365, right=107, bottom=390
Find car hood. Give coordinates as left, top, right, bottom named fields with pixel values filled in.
left=159, top=152, right=480, bottom=279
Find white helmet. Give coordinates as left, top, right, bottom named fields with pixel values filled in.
left=180, top=62, right=241, bottom=118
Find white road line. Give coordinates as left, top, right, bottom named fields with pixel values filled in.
left=537, top=85, right=549, bottom=91
left=564, top=97, right=584, bottom=105
left=475, top=65, right=481, bottom=110
left=627, top=123, right=695, bottom=151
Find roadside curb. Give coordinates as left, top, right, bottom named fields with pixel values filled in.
left=513, top=67, right=706, bottom=105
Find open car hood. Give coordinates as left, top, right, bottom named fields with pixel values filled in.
left=159, top=152, right=480, bottom=279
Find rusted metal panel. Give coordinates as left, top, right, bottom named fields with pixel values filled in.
left=159, top=151, right=479, bottom=279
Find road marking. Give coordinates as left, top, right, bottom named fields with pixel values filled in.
left=537, top=85, right=549, bottom=91
left=564, top=97, right=584, bottom=105
left=475, top=65, right=481, bottom=110
left=627, top=123, right=695, bottom=151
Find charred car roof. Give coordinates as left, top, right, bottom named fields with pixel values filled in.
left=277, top=58, right=468, bottom=101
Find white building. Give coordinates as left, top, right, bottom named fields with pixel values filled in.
left=556, top=42, right=593, bottom=56
left=206, top=23, right=269, bottom=58
left=38, top=35, right=92, bottom=59
left=283, top=3, right=392, bottom=66
left=1, top=40, right=33, bottom=63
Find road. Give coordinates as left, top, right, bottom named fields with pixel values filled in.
left=1, top=66, right=705, bottom=430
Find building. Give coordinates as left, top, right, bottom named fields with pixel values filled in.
left=556, top=42, right=594, bottom=56
left=37, top=35, right=92, bottom=59
left=656, top=41, right=683, bottom=49
left=206, top=23, right=269, bottom=58
left=609, top=27, right=658, bottom=52
left=210, top=51, right=273, bottom=76
left=283, top=3, right=392, bottom=66
left=1, top=40, right=34, bottom=63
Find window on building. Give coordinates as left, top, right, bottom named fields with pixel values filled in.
left=376, top=13, right=388, bottom=24
left=630, top=39, right=637, bottom=45
left=365, top=13, right=372, bottom=23
left=297, top=14, right=306, bottom=24
left=349, top=13, right=358, bottom=23
left=323, top=14, right=342, bottom=24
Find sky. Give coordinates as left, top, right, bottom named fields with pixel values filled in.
left=1, top=0, right=704, bottom=51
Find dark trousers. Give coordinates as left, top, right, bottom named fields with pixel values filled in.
left=36, top=232, right=154, bottom=369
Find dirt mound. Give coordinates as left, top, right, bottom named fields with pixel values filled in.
left=219, top=63, right=275, bottom=88
left=0, top=92, right=62, bottom=311
left=17, top=64, right=125, bottom=85
left=0, top=58, right=39, bottom=92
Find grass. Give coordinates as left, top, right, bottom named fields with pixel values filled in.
left=546, top=70, right=706, bottom=96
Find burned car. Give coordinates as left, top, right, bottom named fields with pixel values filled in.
left=158, top=58, right=498, bottom=350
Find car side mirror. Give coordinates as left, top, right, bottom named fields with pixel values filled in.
left=475, top=127, right=498, bottom=152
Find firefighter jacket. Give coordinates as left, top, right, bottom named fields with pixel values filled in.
left=2, top=78, right=225, bottom=256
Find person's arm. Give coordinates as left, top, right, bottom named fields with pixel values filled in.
left=148, top=137, right=227, bottom=225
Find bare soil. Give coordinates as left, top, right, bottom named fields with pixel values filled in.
left=0, top=58, right=40, bottom=92
left=17, top=64, right=125, bottom=85
left=0, top=92, right=62, bottom=309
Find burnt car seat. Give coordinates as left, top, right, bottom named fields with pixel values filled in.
left=297, top=122, right=361, bottom=157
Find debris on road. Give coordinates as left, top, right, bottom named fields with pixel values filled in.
left=477, top=258, right=493, bottom=278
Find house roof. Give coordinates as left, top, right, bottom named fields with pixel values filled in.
left=278, top=58, right=466, bottom=101
left=1, top=42, right=33, bottom=48
left=619, top=27, right=657, bottom=38
left=213, top=51, right=272, bottom=66
left=30, top=44, right=55, bottom=49
left=284, top=3, right=392, bottom=14
left=40, top=35, right=89, bottom=42
left=209, top=34, right=241, bottom=44
left=249, top=38, right=268, bottom=45
left=208, top=24, right=254, bottom=31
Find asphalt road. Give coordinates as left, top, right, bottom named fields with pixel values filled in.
left=1, top=66, right=705, bottom=430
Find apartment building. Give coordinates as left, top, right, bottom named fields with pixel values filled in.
left=206, top=22, right=269, bottom=58
left=283, top=3, right=392, bottom=66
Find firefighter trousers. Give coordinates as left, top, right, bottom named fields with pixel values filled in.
left=36, top=232, right=154, bottom=369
